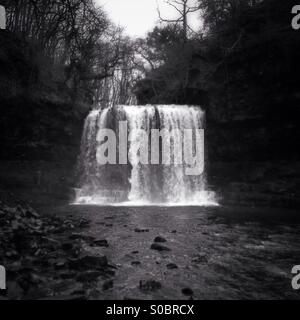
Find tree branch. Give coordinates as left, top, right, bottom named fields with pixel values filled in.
left=165, top=0, right=184, bottom=17
left=157, top=7, right=182, bottom=23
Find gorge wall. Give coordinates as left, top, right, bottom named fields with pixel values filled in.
left=0, top=31, right=87, bottom=208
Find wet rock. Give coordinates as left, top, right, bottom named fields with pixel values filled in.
left=30, top=273, right=47, bottom=284
left=69, top=233, right=82, bottom=240
left=5, top=250, right=19, bottom=259
left=68, top=255, right=108, bottom=270
left=60, top=272, right=77, bottom=280
left=83, top=235, right=96, bottom=242
left=192, top=253, right=208, bottom=264
left=17, top=277, right=32, bottom=293
left=69, top=234, right=94, bottom=242
left=151, top=243, right=171, bottom=252
left=139, top=280, right=162, bottom=292
left=54, top=259, right=68, bottom=270
left=52, top=226, right=68, bottom=234
left=135, top=228, right=149, bottom=233
left=76, top=271, right=102, bottom=282
left=6, top=281, right=24, bottom=299
left=77, top=218, right=90, bottom=228
left=154, top=236, right=167, bottom=243
left=7, top=260, right=22, bottom=272
left=25, top=209, right=40, bottom=219
left=92, top=239, right=109, bottom=247
left=71, top=290, right=86, bottom=296
left=103, top=280, right=114, bottom=291
left=0, top=201, right=120, bottom=298
left=166, top=263, right=178, bottom=270
left=182, top=288, right=194, bottom=296
left=61, top=242, right=73, bottom=251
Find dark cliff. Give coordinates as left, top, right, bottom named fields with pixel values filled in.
left=0, top=31, right=88, bottom=206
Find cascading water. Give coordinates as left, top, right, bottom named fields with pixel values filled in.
left=75, top=105, right=217, bottom=206
left=124, top=106, right=156, bottom=203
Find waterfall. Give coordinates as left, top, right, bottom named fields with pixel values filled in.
left=123, top=106, right=156, bottom=203
left=75, top=105, right=217, bottom=206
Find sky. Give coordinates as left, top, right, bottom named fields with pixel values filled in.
left=96, top=0, right=202, bottom=38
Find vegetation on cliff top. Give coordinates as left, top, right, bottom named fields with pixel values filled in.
left=0, top=0, right=299, bottom=161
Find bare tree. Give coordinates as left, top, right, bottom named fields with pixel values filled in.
left=157, top=0, right=200, bottom=41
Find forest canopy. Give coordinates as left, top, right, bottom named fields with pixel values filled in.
left=0, top=0, right=297, bottom=111
left=0, top=0, right=298, bottom=162
left=0, top=0, right=140, bottom=108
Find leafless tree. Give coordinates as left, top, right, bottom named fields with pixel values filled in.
left=157, top=0, right=200, bottom=41
left=2, top=0, right=139, bottom=107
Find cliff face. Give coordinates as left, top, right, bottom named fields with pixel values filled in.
left=0, top=31, right=88, bottom=207
left=203, top=11, right=300, bottom=208
left=134, top=1, right=300, bottom=209
left=206, top=27, right=299, bottom=162
left=0, top=31, right=88, bottom=160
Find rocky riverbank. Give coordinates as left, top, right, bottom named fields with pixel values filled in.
left=1, top=200, right=300, bottom=300
left=0, top=201, right=115, bottom=300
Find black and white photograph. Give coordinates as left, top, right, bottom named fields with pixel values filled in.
left=0, top=0, right=299, bottom=304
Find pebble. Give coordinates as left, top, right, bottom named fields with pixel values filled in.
left=182, top=288, right=194, bottom=296
left=154, top=236, right=167, bottom=243
left=150, top=243, right=171, bottom=252
left=166, top=263, right=178, bottom=270
left=139, top=280, right=162, bottom=292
